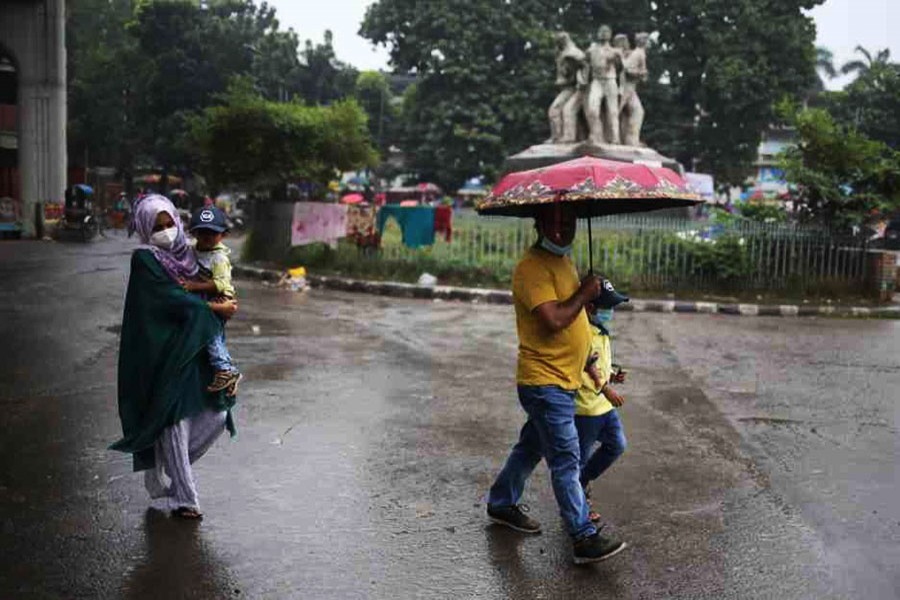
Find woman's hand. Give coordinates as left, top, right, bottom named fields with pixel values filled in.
left=208, top=299, right=238, bottom=320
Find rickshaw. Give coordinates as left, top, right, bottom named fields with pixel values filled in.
left=59, top=184, right=100, bottom=241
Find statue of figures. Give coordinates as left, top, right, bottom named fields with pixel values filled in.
left=616, top=32, right=649, bottom=147
left=547, top=32, right=588, bottom=143
left=585, top=25, right=623, bottom=145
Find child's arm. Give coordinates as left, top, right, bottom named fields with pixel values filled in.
left=208, top=298, right=238, bottom=320
left=601, top=383, right=625, bottom=407
left=585, top=360, right=603, bottom=390
left=209, top=258, right=236, bottom=298
left=183, top=279, right=219, bottom=294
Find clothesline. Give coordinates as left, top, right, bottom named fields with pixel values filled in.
left=290, top=202, right=454, bottom=249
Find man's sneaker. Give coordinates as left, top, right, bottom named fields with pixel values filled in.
left=487, top=504, right=542, bottom=534
left=208, top=370, right=241, bottom=393
left=573, top=533, right=627, bottom=564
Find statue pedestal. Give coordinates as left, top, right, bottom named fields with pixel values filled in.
left=504, top=141, right=682, bottom=174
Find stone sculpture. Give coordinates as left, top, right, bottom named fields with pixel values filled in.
left=542, top=28, right=655, bottom=160
left=617, top=32, right=649, bottom=146
left=547, top=32, right=589, bottom=143
left=585, top=25, right=623, bottom=145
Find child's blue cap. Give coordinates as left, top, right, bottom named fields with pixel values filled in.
left=592, top=279, right=629, bottom=308
left=189, top=206, right=228, bottom=233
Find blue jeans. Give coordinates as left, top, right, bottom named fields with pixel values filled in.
left=488, top=385, right=596, bottom=540
left=207, top=330, right=234, bottom=372
left=575, top=410, right=627, bottom=487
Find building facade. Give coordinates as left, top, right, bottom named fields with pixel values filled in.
left=0, top=0, right=66, bottom=238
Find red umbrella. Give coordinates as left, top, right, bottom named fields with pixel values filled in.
left=341, top=193, right=365, bottom=205
left=478, top=156, right=699, bottom=218
left=477, top=156, right=701, bottom=271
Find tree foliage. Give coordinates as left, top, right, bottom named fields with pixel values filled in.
left=778, top=101, right=900, bottom=230
left=66, top=0, right=370, bottom=189
left=361, top=0, right=823, bottom=189
left=191, top=80, right=376, bottom=192
left=823, top=60, right=900, bottom=151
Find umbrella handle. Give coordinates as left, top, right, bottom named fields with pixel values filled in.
left=587, top=216, right=594, bottom=275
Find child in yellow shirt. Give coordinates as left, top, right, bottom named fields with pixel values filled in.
left=577, top=279, right=629, bottom=524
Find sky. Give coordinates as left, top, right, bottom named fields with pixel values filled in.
left=270, top=0, right=899, bottom=90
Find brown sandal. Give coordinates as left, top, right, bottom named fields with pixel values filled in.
left=172, top=506, right=203, bottom=520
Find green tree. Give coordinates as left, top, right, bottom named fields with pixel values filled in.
left=296, top=30, right=359, bottom=105
left=353, top=70, right=397, bottom=155
left=778, top=101, right=900, bottom=230
left=824, top=60, right=900, bottom=150
left=67, top=0, right=309, bottom=191
left=67, top=0, right=141, bottom=179
left=361, top=1, right=559, bottom=191
left=840, top=46, right=892, bottom=78
left=191, top=80, right=377, bottom=193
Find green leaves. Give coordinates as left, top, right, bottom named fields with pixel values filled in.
left=192, top=84, right=376, bottom=191
left=777, top=100, right=900, bottom=230
left=361, top=0, right=822, bottom=189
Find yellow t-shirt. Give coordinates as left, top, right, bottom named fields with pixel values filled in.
left=513, top=248, right=591, bottom=390
left=575, top=325, right=614, bottom=417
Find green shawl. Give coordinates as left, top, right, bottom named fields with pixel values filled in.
left=110, top=249, right=236, bottom=471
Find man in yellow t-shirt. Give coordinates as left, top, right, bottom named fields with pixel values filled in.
left=486, top=202, right=627, bottom=565
left=575, top=279, right=630, bottom=525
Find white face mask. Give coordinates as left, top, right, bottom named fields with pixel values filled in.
left=149, top=227, right=178, bottom=250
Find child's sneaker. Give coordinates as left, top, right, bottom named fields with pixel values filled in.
left=208, top=370, right=241, bottom=393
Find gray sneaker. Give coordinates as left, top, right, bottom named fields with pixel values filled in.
left=573, top=533, right=627, bottom=564
left=487, top=504, right=542, bottom=534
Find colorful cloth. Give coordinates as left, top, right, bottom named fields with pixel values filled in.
left=110, top=249, right=236, bottom=472
left=132, top=195, right=198, bottom=281
left=346, top=205, right=377, bottom=237
left=512, top=247, right=591, bottom=391
left=291, top=202, right=349, bottom=247
left=376, top=205, right=436, bottom=249
left=434, top=205, right=453, bottom=242
left=195, top=242, right=235, bottom=299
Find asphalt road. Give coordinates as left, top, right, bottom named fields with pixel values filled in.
left=0, top=235, right=898, bottom=599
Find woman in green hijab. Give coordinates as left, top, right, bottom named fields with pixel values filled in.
left=110, top=195, right=238, bottom=520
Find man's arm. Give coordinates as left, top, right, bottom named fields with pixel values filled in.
left=533, top=275, right=601, bottom=333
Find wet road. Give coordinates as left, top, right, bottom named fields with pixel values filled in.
left=1, top=235, right=898, bottom=599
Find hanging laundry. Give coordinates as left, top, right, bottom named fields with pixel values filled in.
left=291, top=202, right=348, bottom=247
left=434, top=205, right=453, bottom=242
left=346, top=205, right=377, bottom=238
left=376, top=205, right=436, bottom=249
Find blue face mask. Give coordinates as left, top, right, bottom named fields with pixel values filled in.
left=539, top=236, right=572, bottom=257
left=591, top=308, right=614, bottom=325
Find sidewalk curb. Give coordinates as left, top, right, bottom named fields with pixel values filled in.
left=233, top=264, right=900, bottom=319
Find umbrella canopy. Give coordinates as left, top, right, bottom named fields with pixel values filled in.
left=416, top=182, right=442, bottom=194
left=169, top=188, right=188, bottom=196
left=477, top=156, right=700, bottom=218
left=341, top=193, right=365, bottom=205
left=137, top=174, right=183, bottom=185
left=73, top=183, right=94, bottom=195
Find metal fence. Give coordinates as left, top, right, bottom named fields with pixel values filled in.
left=378, top=211, right=870, bottom=291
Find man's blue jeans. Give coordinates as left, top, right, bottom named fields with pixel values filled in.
left=575, top=409, right=627, bottom=486
left=488, top=385, right=596, bottom=540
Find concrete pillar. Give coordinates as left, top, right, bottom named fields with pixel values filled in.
left=866, top=250, right=897, bottom=302
left=0, top=0, right=67, bottom=238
